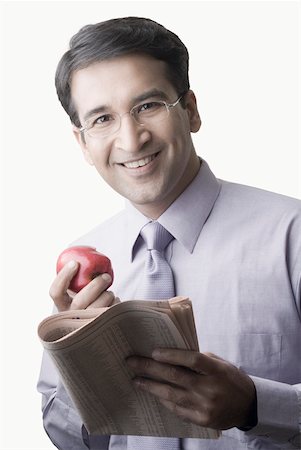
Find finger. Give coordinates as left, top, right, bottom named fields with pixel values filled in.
left=127, top=356, right=194, bottom=388
left=87, top=294, right=120, bottom=310
left=203, top=351, right=224, bottom=361
left=113, top=296, right=121, bottom=305
left=133, top=377, right=194, bottom=412
left=133, top=377, right=215, bottom=428
left=70, top=273, right=112, bottom=310
left=159, top=399, right=212, bottom=428
left=159, top=398, right=192, bottom=422
left=49, top=260, right=79, bottom=311
left=152, top=349, right=220, bottom=375
left=86, top=290, right=116, bottom=309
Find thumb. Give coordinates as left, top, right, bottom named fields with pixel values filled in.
left=203, top=351, right=225, bottom=361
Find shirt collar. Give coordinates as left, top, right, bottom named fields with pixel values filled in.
left=125, top=159, right=221, bottom=261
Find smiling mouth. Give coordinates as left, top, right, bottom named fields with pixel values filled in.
left=122, top=153, right=158, bottom=169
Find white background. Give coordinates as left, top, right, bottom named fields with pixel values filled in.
left=1, top=1, right=300, bottom=449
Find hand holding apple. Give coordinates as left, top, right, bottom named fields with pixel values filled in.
left=56, top=246, right=114, bottom=293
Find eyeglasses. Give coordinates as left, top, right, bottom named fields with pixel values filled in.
left=79, top=95, right=183, bottom=139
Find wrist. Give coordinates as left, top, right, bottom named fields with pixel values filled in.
left=238, top=380, right=258, bottom=431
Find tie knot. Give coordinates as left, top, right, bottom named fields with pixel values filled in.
left=140, top=221, right=174, bottom=252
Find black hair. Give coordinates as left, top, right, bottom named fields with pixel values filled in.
left=55, top=17, right=190, bottom=127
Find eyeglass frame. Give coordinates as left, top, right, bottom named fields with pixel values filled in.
left=79, top=93, right=186, bottom=139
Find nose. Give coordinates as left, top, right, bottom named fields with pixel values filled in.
left=114, top=113, right=151, bottom=153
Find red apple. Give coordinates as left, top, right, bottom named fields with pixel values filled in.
left=56, top=246, right=114, bottom=293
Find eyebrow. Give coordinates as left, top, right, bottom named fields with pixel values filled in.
left=132, top=88, right=169, bottom=104
left=82, top=88, right=169, bottom=123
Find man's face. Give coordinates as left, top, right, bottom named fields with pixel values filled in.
left=71, top=54, right=201, bottom=218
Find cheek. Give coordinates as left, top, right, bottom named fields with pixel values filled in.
left=171, top=108, right=190, bottom=134
left=87, top=143, right=110, bottom=169
left=167, top=116, right=191, bottom=151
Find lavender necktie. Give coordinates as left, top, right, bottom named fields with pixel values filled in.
left=127, top=221, right=180, bottom=450
left=139, top=221, right=175, bottom=299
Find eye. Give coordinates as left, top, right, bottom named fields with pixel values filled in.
left=136, top=101, right=163, bottom=114
left=92, top=114, right=114, bottom=127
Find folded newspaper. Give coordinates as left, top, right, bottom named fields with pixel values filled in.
left=38, top=296, right=220, bottom=439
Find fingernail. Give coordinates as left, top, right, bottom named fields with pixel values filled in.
left=101, top=273, right=112, bottom=283
left=152, top=349, right=162, bottom=359
left=133, top=378, right=145, bottom=388
left=67, top=260, right=77, bottom=269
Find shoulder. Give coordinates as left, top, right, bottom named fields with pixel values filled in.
left=218, top=179, right=301, bottom=283
left=218, top=179, right=301, bottom=221
left=215, top=180, right=301, bottom=303
left=213, top=179, right=301, bottom=256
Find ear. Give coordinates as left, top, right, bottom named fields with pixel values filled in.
left=72, top=126, right=94, bottom=166
left=184, top=90, right=201, bottom=133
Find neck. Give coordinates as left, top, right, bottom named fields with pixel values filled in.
left=133, top=154, right=201, bottom=220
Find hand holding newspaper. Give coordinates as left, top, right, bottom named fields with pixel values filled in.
left=38, top=296, right=220, bottom=439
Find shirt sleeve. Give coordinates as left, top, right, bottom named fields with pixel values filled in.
left=246, top=376, right=301, bottom=449
left=37, top=351, right=87, bottom=449
left=37, top=351, right=110, bottom=450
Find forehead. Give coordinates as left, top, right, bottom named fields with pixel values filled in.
left=70, top=54, right=177, bottom=117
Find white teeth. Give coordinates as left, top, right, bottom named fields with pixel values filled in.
left=124, top=155, right=155, bottom=169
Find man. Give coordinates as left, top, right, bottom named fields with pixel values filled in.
left=38, top=17, right=301, bottom=449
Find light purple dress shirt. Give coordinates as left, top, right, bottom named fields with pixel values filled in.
left=38, top=160, right=301, bottom=449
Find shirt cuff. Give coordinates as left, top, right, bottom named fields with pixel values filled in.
left=245, top=376, right=300, bottom=447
